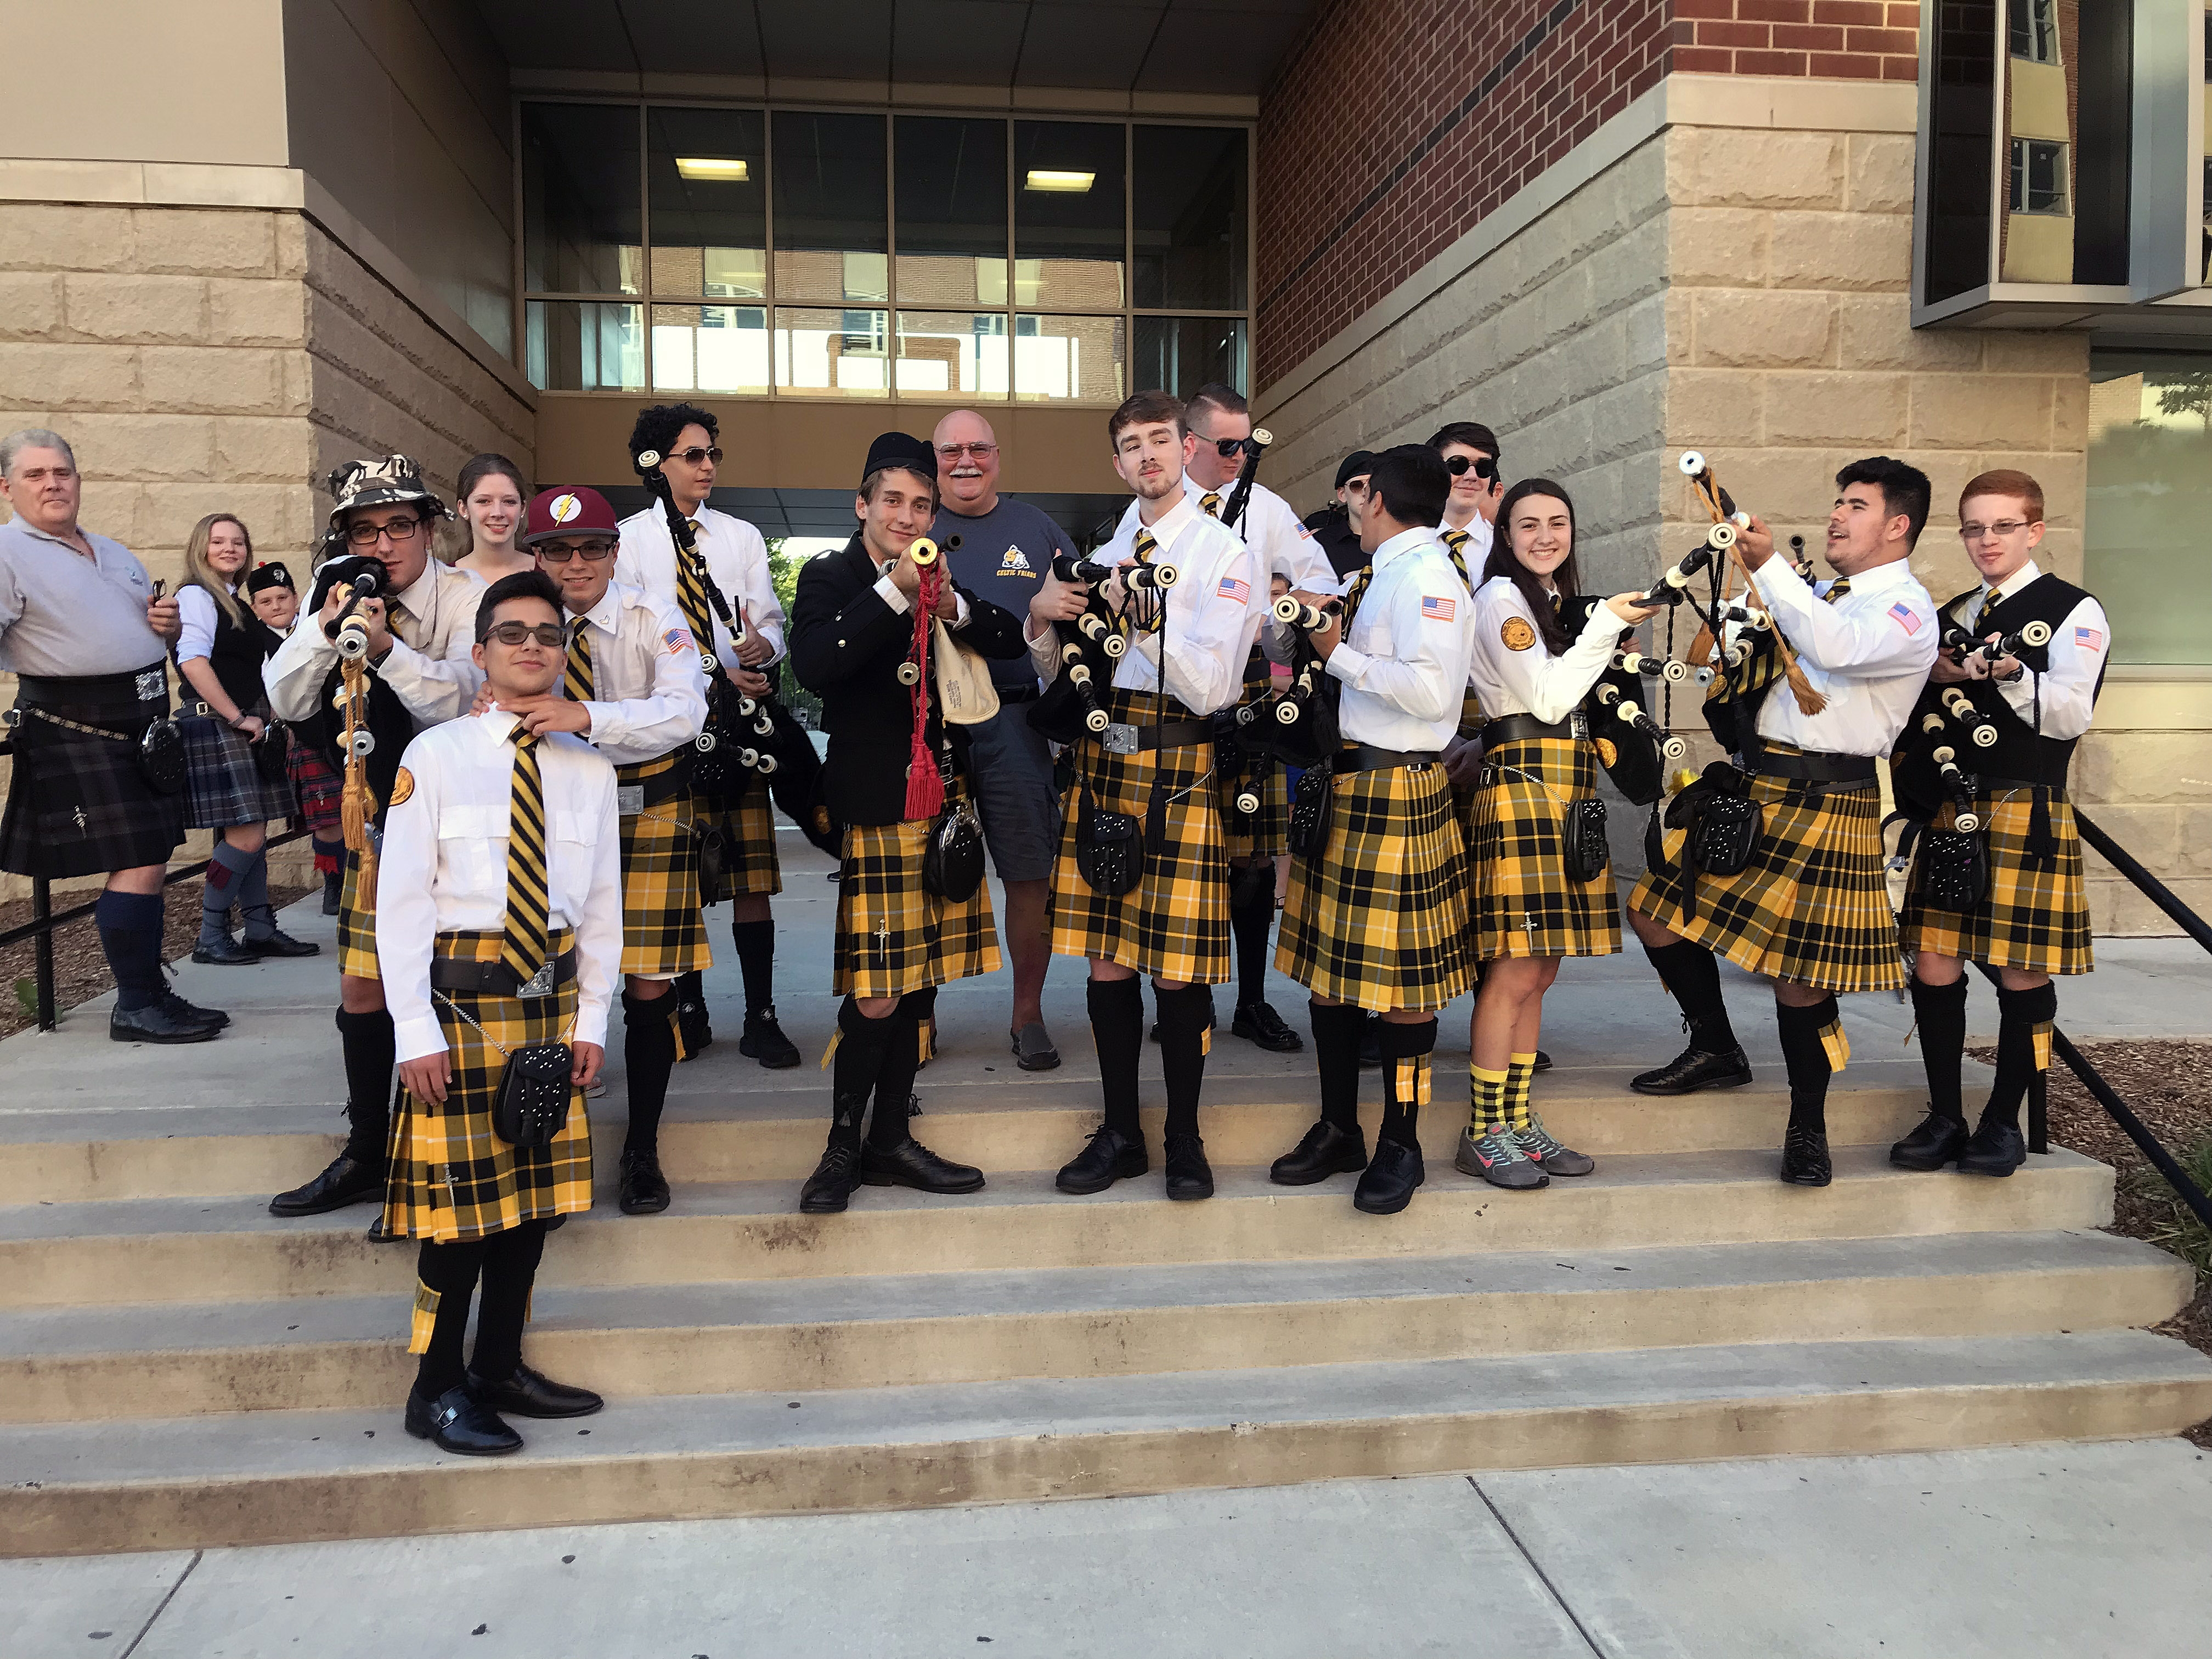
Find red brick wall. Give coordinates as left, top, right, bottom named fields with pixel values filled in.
left=1254, top=0, right=1921, bottom=391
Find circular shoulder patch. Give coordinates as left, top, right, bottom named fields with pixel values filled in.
left=1500, top=616, right=1538, bottom=652
left=1595, top=737, right=1620, bottom=768
left=387, top=766, right=415, bottom=808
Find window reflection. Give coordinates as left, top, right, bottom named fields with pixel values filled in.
left=775, top=112, right=889, bottom=304
left=522, top=104, right=641, bottom=296
left=1132, top=316, right=1246, bottom=399
left=1133, top=127, right=1247, bottom=311
left=1015, top=122, right=1125, bottom=309
left=2087, top=354, right=2212, bottom=665
left=648, top=108, right=766, bottom=300
left=652, top=304, right=769, bottom=394
left=776, top=307, right=891, bottom=397
left=1012, top=314, right=1124, bottom=403
left=898, top=116, right=1008, bottom=309
left=895, top=312, right=1009, bottom=399
left=526, top=301, right=645, bottom=391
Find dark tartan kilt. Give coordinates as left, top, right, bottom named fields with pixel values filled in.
left=0, top=707, right=183, bottom=879
left=1900, top=789, right=2092, bottom=975
left=285, top=735, right=343, bottom=842
left=382, top=928, right=592, bottom=1245
left=1470, top=734, right=1620, bottom=960
left=701, top=769, right=782, bottom=902
left=1630, top=759, right=1904, bottom=994
left=617, top=752, right=710, bottom=979
left=1050, top=687, right=1229, bottom=985
left=180, top=712, right=294, bottom=829
left=1278, top=759, right=1471, bottom=1011
left=1223, top=646, right=1286, bottom=861
left=833, top=777, right=1000, bottom=998
left=337, top=845, right=379, bottom=980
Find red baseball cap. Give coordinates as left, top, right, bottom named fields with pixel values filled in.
left=522, top=486, right=620, bottom=545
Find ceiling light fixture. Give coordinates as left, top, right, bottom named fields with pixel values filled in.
left=676, top=157, right=750, bottom=182
left=1024, top=170, right=1094, bottom=193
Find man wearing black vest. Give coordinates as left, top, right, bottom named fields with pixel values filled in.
left=1300, top=450, right=1375, bottom=582
left=1891, top=469, right=2110, bottom=1178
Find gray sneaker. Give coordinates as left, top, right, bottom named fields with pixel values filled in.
left=1514, top=1117, right=1594, bottom=1176
left=1012, top=1021, right=1061, bottom=1071
left=1455, top=1126, right=1549, bottom=1190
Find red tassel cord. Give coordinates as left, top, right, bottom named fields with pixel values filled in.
left=902, top=551, right=946, bottom=822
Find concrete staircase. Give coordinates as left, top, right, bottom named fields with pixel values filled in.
left=5, top=1070, right=2208, bottom=1557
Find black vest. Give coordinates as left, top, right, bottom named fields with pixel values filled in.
left=1914, top=572, right=2103, bottom=786
left=182, top=592, right=278, bottom=713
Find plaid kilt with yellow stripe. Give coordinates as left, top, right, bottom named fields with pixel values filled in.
left=1051, top=687, right=1230, bottom=985
left=616, top=751, right=710, bottom=979
left=1900, top=788, right=2092, bottom=975
left=337, top=845, right=379, bottom=981
left=1470, top=733, right=1620, bottom=960
left=1630, top=762, right=1905, bottom=994
left=1222, top=646, right=1286, bottom=861
left=1278, top=758, right=1471, bottom=1011
left=833, top=777, right=1001, bottom=998
left=701, top=770, right=782, bottom=902
left=381, top=928, right=593, bottom=1244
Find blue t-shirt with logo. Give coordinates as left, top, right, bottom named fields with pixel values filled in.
left=933, top=495, right=1072, bottom=687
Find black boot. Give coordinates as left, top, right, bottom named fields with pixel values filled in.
left=271, top=1009, right=392, bottom=1215
left=1774, top=997, right=1843, bottom=1188
left=1062, top=976, right=1148, bottom=1193
left=1890, top=1113, right=1970, bottom=1171
left=802, top=998, right=889, bottom=1214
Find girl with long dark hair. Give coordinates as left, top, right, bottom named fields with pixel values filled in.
left=447, top=454, right=531, bottom=584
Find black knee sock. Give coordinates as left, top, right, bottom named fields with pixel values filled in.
left=1088, top=977, right=1145, bottom=1141
left=1310, top=1000, right=1365, bottom=1133
left=1774, top=996, right=1844, bottom=1136
left=469, top=1220, right=549, bottom=1384
left=1644, top=939, right=1736, bottom=1053
left=1231, top=881, right=1274, bottom=1009
left=336, top=1007, right=396, bottom=1165
left=236, top=844, right=276, bottom=940
left=1909, top=975, right=1971, bottom=1122
left=1376, top=1018, right=1436, bottom=1151
left=200, top=842, right=255, bottom=945
left=1985, top=982, right=2057, bottom=1131
left=412, top=1236, right=486, bottom=1399
left=95, top=889, right=166, bottom=1012
left=1154, top=983, right=1212, bottom=1142
left=621, top=989, right=679, bottom=1156
left=909, top=985, right=938, bottom=1060
left=732, top=919, right=776, bottom=1015
left=868, top=996, right=927, bottom=1149
left=829, top=996, right=896, bottom=1152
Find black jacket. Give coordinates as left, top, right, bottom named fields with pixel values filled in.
left=1302, top=504, right=1367, bottom=581
left=789, top=535, right=1029, bottom=826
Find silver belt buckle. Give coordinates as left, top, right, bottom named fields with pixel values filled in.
left=135, top=669, right=165, bottom=703
left=1569, top=710, right=1589, bottom=740
left=616, top=783, right=645, bottom=817
left=517, top=956, right=556, bottom=998
left=1102, top=722, right=1139, bottom=755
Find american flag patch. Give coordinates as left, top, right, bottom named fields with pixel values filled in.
left=664, top=627, right=695, bottom=654
left=1887, top=602, right=1921, bottom=634
left=1216, top=575, right=1250, bottom=605
left=2075, top=625, right=2103, bottom=651
left=1421, top=594, right=1457, bottom=622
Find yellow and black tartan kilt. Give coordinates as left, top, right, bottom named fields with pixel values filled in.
left=832, top=778, right=1001, bottom=998
left=381, top=928, right=593, bottom=1244
left=701, top=770, right=782, bottom=902
left=1222, top=646, right=1286, bottom=862
left=1050, top=687, right=1230, bottom=985
left=1900, top=789, right=2092, bottom=975
left=1278, top=759, right=1471, bottom=1012
left=1630, top=759, right=1905, bottom=994
left=1470, top=734, right=1620, bottom=960
left=616, top=753, right=710, bottom=979
left=336, top=845, right=380, bottom=980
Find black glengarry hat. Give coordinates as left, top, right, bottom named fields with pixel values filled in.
left=863, top=431, right=936, bottom=486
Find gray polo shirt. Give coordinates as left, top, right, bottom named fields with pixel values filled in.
left=932, top=495, right=1071, bottom=689
left=0, top=516, right=167, bottom=678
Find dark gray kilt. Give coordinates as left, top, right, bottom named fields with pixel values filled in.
left=181, top=712, right=294, bottom=830
left=1, top=670, right=184, bottom=879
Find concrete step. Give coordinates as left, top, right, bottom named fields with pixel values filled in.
left=2, top=1231, right=2187, bottom=1424
left=8, top=1329, right=2208, bottom=1557
left=0, top=1072, right=1933, bottom=1204
left=0, top=1147, right=2117, bottom=1309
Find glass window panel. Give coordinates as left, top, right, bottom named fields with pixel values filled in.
left=2086, top=353, right=2212, bottom=664
left=522, top=104, right=642, bottom=295
left=647, top=107, right=766, bottom=300
left=1014, top=121, right=1125, bottom=309
left=775, top=307, right=891, bottom=397
left=525, top=301, right=645, bottom=391
left=652, top=304, right=769, bottom=394
left=896, top=116, right=1008, bottom=309
left=775, top=112, right=888, bottom=304
left=895, top=312, right=1009, bottom=399
left=1012, top=314, right=1124, bottom=404
left=1131, top=315, right=1246, bottom=400
left=1132, top=126, right=1247, bottom=311
left=1923, top=0, right=1996, bottom=304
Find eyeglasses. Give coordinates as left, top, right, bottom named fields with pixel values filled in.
left=935, top=442, right=998, bottom=461
left=666, top=445, right=723, bottom=466
left=343, top=516, right=425, bottom=546
left=1960, top=520, right=2031, bottom=541
left=484, top=622, right=567, bottom=647
left=1443, top=454, right=1500, bottom=482
left=1197, top=436, right=1259, bottom=460
left=536, top=541, right=615, bottom=563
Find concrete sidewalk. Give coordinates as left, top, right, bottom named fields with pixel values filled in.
left=12, top=1437, right=2208, bottom=1657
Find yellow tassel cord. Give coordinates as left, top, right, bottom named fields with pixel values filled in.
left=337, top=657, right=381, bottom=905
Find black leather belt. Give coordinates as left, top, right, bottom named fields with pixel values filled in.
left=1337, top=743, right=1443, bottom=775
left=1481, top=714, right=1581, bottom=747
left=1977, top=775, right=2062, bottom=796
left=430, top=949, right=575, bottom=997
left=1746, top=747, right=1876, bottom=785
left=994, top=681, right=1041, bottom=704
left=1099, top=716, right=1211, bottom=754
left=16, top=663, right=170, bottom=721
left=614, top=756, right=691, bottom=808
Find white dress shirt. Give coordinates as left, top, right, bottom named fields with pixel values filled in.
left=1114, top=473, right=1336, bottom=594
left=563, top=580, right=710, bottom=768
left=174, top=583, right=235, bottom=666
left=1029, top=494, right=1259, bottom=716
left=1469, top=575, right=1621, bottom=725
left=615, top=503, right=785, bottom=670
left=1325, top=528, right=1479, bottom=749
left=377, top=710, right=624, bottom=1063
left=263, top=562, right=485, bottom=726
left=1950, top=559, right=2109, bottom=743
left=1437, top=513, right=1495, bottom=570
left=1752, top=555, right=1939, bottom=757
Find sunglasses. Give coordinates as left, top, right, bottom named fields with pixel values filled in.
left=666, top=445, right=723, bottom=466
left=484, top=622, right=567, bottom=647
left=1443, top=454, right=1500, bottom=482
left=537, top=541, right=615, bottom=562
left=1197, top=435, right=1262, bottom=460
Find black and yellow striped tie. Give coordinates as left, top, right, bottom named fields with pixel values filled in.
left=498, top=726, right=552, bottom=991
left=1198, top=492, right=1221, bottom=519
left=562, top=615, right=594, bottom=703
left=1133, top=527, right=1158, bottom=563
left=1440, top=528, right=1474, bottom=590
left=674, top=517, right=717, bottom=668
left=1438, top=530, right=1483, bottom=737
left=1341, top=563, right=1375, bottom=626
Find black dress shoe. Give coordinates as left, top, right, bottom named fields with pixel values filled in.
left=405, top=1384, right=522, bottom=1455
left=1956, top=1117, right=2026, bottom=1177
left=109, top=1002, right=221, bottom=1045
left=1533, top=1049, right=1553, bottom=1073
left=466, top=1361, right=603, bottom=1419
left=159, top=989, right=229, bottom=1029
left=1269, top=1119, right=1369, bottom=1185
left=1232, top=1001, right=1303, bottom=1052
left=800, top=1144, right=861, bottom=1214
left=860, top=1137, right=985, bottom=1194
left=618, top=1148, right=671, bottom=1215
left=1357, top=1014, right=1382, bottom=1069
left=1780, top=1124, right=1832, bottom=1187
left=1353, top=1138, right=1424, bottom=1215
left=738, top=1006, right=802, bottom=1069
left=1630, top=1044, right=1752, bottom=1096
left=1890, top=1111, right=1971, bottom=1171
left=320, top=872, right=342, bottom=917
left=1057, top=1126, right=1147, bottom=1194
left=269, top=1152, right=387, bottom=1216
left=190, top=935, right=262, bottom=966
left=243, top=927, right=319, bottom=958
left=1164, top=1133, right=1214, bottom=1200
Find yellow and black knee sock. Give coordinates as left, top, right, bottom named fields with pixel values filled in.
left=1504, top=1051, right=1539, bottom=1135
left=410, top=1235, right=487, bottom=1395
left=1378, top=1018, right=1435, bottom=1150
left=1774, top=996, right=1847, bottom=1135
left=620, top=988, right=680, bottom=1155
left=1984, top=981, right=2057, bottom=1131
left=1908, top=974, right=1970, bottom=1122
left=1309, top=1000, right=1365, bottom=1132
left=1468, top=1063, right=1509, bottom=1137
left=1154, top=983, right=1214, bottom=1142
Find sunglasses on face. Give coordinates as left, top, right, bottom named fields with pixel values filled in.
left=666, top=445, right=723, bottom=466
left=484, top=622, right=567, bottom=647
left=1198, top=435, right=1259, bottom=460
left=1443, top=454, right=1499, bottom=482
left=537, top=541, right=615, bottom=563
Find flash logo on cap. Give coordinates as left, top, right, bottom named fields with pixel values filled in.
left=550, top=493, right=582, bottom=524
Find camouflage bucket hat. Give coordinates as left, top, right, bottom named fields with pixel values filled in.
left=323, top=455, right=450, bottom=542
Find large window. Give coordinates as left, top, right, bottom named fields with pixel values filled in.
left=2086, top=352, right=2212, bottom=665
left=519, top=103, right=1250, bottom=403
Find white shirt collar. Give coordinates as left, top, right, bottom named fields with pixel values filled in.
left=477, top=707, right=522, bottom=742
left=1984, top=558, right=2041, bottom=603
left=1137, top=492, right=1199, bottom=544
left=1827, top=555, right=1916, bottom=595
left=394, top=561, right=441, bottom=617
left=577, top=584, right=621, bottom=634
left=1372, top=526, right=1434, bottom=571
left=1180, top=471, right=1235, bottom=504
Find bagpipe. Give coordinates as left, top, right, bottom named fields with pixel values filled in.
left=1943, top=617, right=2052, bottom=672
left=1254, top=592, right=1342, bottom=769
left=1030, top=552, right=1122, bottom=744
left=1217, top=427, right=1273, bottom=532
left=305, top=553, right=416, bottom=904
